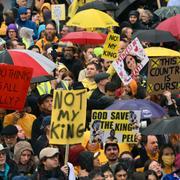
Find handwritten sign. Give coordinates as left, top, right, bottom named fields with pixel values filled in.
left=112, top=38, right=149, bottom=85
left=51, top=4, right=65, bottom=21
left=101, top=32, right=120, bottom=61
left=90, top=110, right=141, bottom=143
left=147, top=57, right=180, bottom=95
left=0, top=64, right=32, bottom=110
left=50, top=89, right=87, bottom=145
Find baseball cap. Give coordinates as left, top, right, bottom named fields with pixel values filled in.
left=39, top=147, right=59, bottom=160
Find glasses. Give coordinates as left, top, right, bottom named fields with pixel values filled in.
left=0, top=151, right=6, bottom=156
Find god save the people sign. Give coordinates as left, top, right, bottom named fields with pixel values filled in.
left=50, top=89, right=87, bottom=145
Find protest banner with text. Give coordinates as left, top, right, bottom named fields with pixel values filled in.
left=147, top=57, right=180, bottom=95
left=50, top=89, right=87, bottom=145
left=90, top=110, right=141, bottom=143
left=0, top=64, right=32, bottom=110
left=51, top=4, right=66, bottom=21
left=101, top=32, right=120, bottom=61
left=112, top=38, right=149, bottom=85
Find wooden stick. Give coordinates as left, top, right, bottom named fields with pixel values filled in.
left=156, top=0, right=161, bottom=9
left=64, top=144, right=69, bottom=165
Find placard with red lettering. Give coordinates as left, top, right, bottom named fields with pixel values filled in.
left=0, top=64, right=33, bottom=110
left=112, top=38, right=149, bottom=85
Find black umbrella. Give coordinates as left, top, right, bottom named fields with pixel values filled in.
left=77, top=1, right=118, bottom=12
left=115, top=0, right=137, bottom=18
left=142, top=116, right=180, bottom=135
left=132, top=29, right=177, bottom=43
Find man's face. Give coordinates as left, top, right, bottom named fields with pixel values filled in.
left=20, top=13, right=28, bottom=21
left=102, top=59, right=112, bottom=71
left=129, top=15, right=137, bottom=24
left=60, top=26, right=69, bottom=37
left=45, top=24, right=56, bottom=41
left=8, top=30, right=17, bottom=39
left=43, top=154, right=59, bottom=170
left=40, top=97, right=53, bottom=114
left=86, top=64, right=98, bottom=78
left=105, top=145, right=119, bottom=162
left=0, top=151, right=6, bottom=166
left=20, top=150, right=32, bottom=165
left=64, top=47, right=74, bottom=60
left=17, top=0, right=27, bottom=7
left=146, top=135, right=159, bottom=155
left=4, top=135, right=17, bottom=148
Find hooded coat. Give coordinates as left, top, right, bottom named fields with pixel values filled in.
left=13, top=141, right=36, bottom=176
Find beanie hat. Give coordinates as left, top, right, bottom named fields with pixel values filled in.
left=93, top=47, right=103, bottom=57
left=7, top=24, right=18, bottom=32
left=129, top=10, right=139, bottom=18
left=18, top=7, right=27, bottom=15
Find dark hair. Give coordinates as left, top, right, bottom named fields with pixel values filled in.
left=145, top=170, right=159, bottom=180
left=144, top=160, right=160, bottom=172
left=28, top=45, right=40, bottom=52
left=124, top=55, right=141, bottom=75
left=142, top=135, right=157, bottom=146
left=86, top=62, right=99, bottom=71
left=46, top=20, right=57, bottom=31
left=101, top=166, right=113, bottom=174
left=104, top=143, right=119, bottom=153
left=62, top=71, right=74, bottom=81
left=158, top=144, right=175, bottom=168
left=114, top=163, right=128, bottom=176
left=105, top=82, right=117, bottom=93
left=89, top=169, right=104, bottom=179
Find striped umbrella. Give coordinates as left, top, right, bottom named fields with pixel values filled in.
left=0, top=49, right=57, bottom=83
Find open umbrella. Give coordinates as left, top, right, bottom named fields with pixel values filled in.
left=132, top=29, right=177, bottom=43
left=142, top=116, right=180, bottom=135
left=115, top=0, right=137, bottom=18
left=154, top=6, right=180, bottom=20
left=106, top=99, right=166, bottom=119
left=156, top=14, right=180, bottom=40
left=66, top=9, right=119, bottom=28
left=0, top=50, right=57, bottom=83
left=77, top=1, right=118, bottom=12
left=61, top=31, right=107, bottom=45
left=145, top=47, right=180, bottom=57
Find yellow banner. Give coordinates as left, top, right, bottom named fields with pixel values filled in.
left=91, top=110, right=140, bottom=143
left=50, top=89, right=87, bottom=145
left=102, top=32, right=120, bottom=61
left=51, top=4, right=65, bottom=21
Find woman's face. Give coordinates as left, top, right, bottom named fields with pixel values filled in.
left=149, top=161, right=162, bottom=177
left=115, top=169, right=127, bottom=180
left=104, top=171, right=114, bottom=180
left=141, top=13, right=150, bottom=23
left=163, top=147, right=174, bottom=156
left=147, top=174, right=158, bottom=180
left=125, top=55, right=136, bottom=71
left=20, top=150, right=32, bottom=165
left=63, top=75, right=73, bottom=86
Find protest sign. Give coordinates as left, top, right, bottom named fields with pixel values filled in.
left=51, top=4, right=66, bottom=21
left=147, top=57, right=180, bottom=95
left=112, top=38, right=149, bottom=85
left=90, top=110, right=141, bottom=143
left=101, top=32, right=120, bottom=61
left=0, top=64, right=32, bottom=110
left=50, top=89, right=87, bottom=145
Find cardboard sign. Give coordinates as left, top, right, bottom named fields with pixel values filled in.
left=50, top=89, right=87, bottom=145
left=101, top=32, right=120, bottom=61
left=51, top=4, right=66, bottom=21
left=147, top=57, right=180, bottom=95
left=0, top=64, right=32, bottom=110
left=112, top=38, right=149, bottom=85
left=90, top=110, right=141, bottom=143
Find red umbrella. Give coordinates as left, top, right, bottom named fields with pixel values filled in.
left=0, top=50, right=57, bottom=83
left=156, top=14, right=180, bottom=40
left=61, top=31, right=107, bottom=45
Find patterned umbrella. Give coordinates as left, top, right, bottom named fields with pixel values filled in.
left=0, top=50, right=57, bottom=83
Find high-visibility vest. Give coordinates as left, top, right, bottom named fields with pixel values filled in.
left=37, top=81, right=52, bottom=95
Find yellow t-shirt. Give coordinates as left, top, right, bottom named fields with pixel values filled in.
left=3, top=112, right=36, bottom=139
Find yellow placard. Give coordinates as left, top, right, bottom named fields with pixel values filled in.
left=51, top=4, right=65, bottom=21
left=91, top=110, right=141, bottom=143
left=101, top=32, right=120, bottom=61
left=50, top=89, right=87, bottom=145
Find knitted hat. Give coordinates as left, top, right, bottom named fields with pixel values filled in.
left=7, top=24, right=18, bottom=32
left=18, top=7, right=27, bottom=15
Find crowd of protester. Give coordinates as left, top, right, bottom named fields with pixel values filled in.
left=0, top=0, right=179, bottom=179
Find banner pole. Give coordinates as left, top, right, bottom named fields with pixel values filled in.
left=64, top=144, right=69, bottom=165
left=156, top=0, right=161, bottom=9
